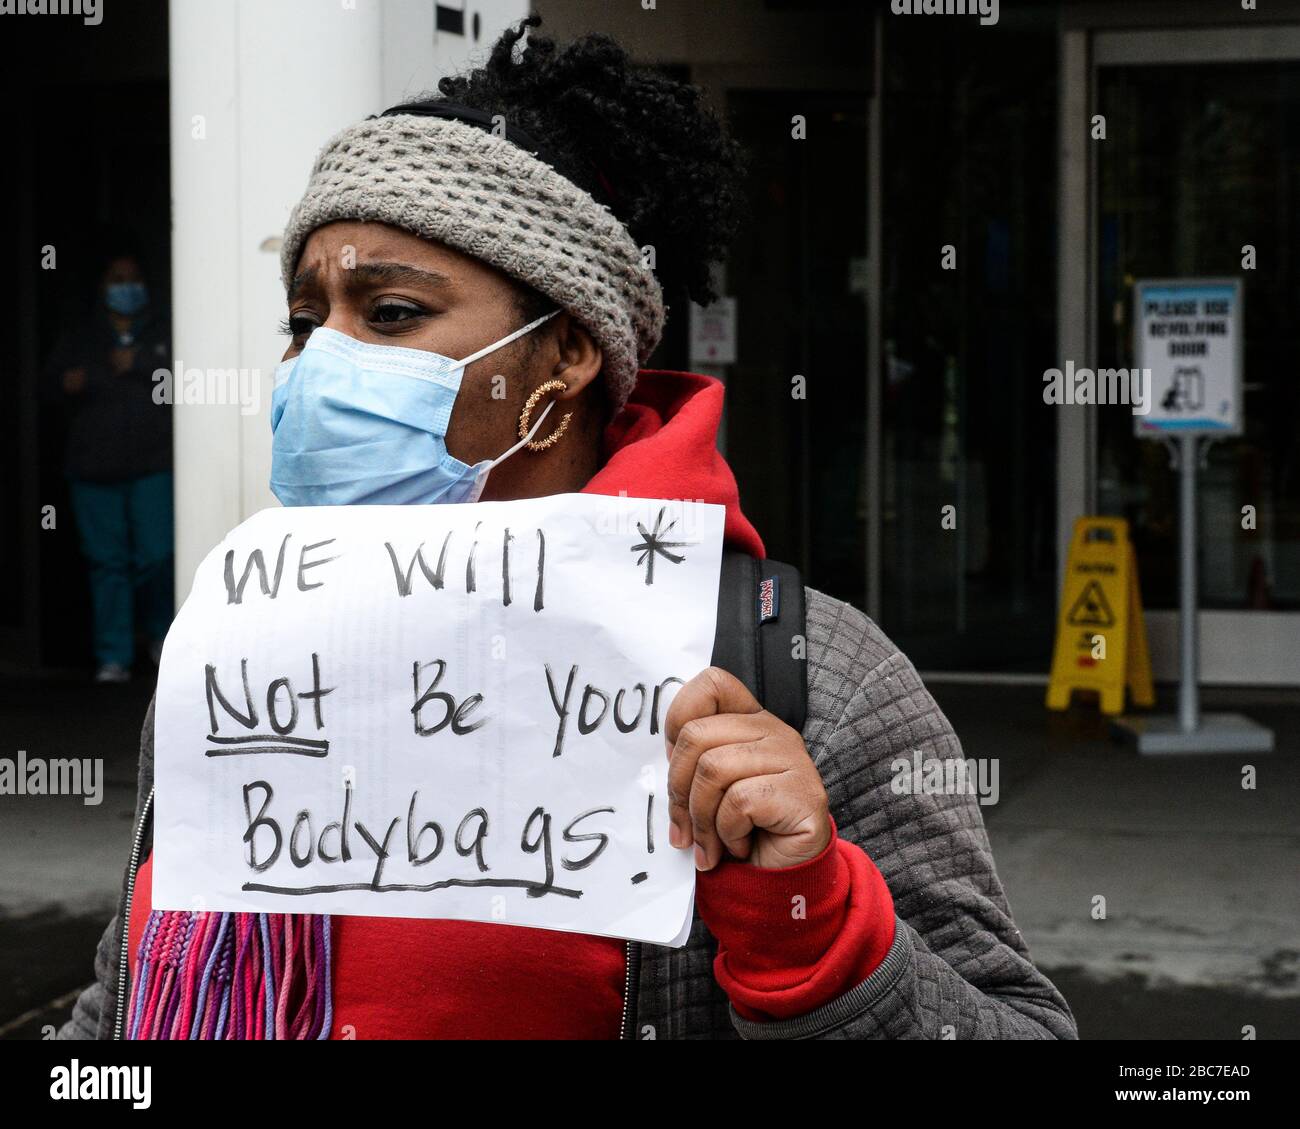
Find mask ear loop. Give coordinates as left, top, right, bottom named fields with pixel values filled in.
left=485, top=400, right=556, bottom=471
left=457, top=308, right=562, bottom=368
left=459, top=308, right=564, bottom=474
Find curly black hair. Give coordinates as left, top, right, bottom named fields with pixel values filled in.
left=417, top=14, right=746, bottom=318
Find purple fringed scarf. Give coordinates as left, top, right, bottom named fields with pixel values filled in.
left=126, top=911, right=333, bottom=1039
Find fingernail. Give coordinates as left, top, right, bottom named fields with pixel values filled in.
left=694, top=844, right=709, bottom=871
left=668, top=822, right=682, bottom=849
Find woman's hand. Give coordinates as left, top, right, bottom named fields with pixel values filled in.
left=664, top=666, right=832, bottom=871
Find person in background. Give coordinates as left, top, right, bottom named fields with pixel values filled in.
left=49, top=250, right=174, bottom=683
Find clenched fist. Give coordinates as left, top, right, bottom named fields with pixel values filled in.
left=664, top=666, right=832, bottom=871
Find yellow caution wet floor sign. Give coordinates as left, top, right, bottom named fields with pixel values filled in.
left=1047, top=517, right=1154, bottom=715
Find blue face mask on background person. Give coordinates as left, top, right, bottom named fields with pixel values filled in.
left=105, top=281, right=149, bottom=316
left=269, top=309, right=561, bottom=507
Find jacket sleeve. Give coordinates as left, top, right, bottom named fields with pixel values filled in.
left=727, top=614, right=1077, bottom=1040
left=695, top=818, right=898, bottom=1019
left=55, top=913, right=120, bottom=1040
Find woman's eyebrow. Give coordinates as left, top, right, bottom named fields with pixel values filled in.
left=345, top=262, right=455, bottom=291
left=286, top=261, right=454, bottom=303
left=286, top=265, right=319, bottom=303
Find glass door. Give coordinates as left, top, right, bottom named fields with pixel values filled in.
left=876, top=8, right=1060, bottom=672
left=722, top=90, right=870, bottom=611
left=1090, top=29, right=1300, bottom=684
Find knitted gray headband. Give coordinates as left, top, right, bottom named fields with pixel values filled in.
left=279, top=113, right=666, bottom=411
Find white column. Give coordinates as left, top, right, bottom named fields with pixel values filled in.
left=170, top=0, right=382, bottom=599
left=1055, top=28, right=1092, bottom=595
left=169, top=0, right=526, bottom=600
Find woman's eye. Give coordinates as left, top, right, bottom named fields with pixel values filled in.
left=371, top=301, right=425, bottom=325
left=278, top=314, right=319, bottom=338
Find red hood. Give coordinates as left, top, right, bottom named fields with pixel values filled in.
left=582, top=370, right=764, bottom=558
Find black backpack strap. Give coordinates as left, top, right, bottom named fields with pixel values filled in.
left=710, top=550, right=808, bottom=733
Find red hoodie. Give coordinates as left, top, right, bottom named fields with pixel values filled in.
left=127, top=370, right=895, bottom=1037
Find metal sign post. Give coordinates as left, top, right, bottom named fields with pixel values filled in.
left=1177, top=432, right=1199, bottom=736
left=1115, top=279, right=1273, bottom=755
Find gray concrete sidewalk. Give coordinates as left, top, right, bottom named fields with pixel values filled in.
left=0, top=675, right=154, bottom=1040
left=1, top=674, right=1296, bottom=1039
left=935, top=680, right=1300, bottom=1039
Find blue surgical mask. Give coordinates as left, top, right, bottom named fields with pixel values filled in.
left=269, top=309, right=561, bottom=507
left=105, top=281, right=149, bottom=316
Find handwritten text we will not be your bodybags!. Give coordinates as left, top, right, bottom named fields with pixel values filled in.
left=153, top=494, right=724, bottom=946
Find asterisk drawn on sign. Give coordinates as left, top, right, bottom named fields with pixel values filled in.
left=630, top=507, right=697, bottom=585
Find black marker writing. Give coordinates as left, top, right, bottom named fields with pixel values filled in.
left=353, top=816, right=402, bottom=889
left=223, top=534, right=338, bottom=603
left=544, top=663, right=577, bottom=758
left=297, top=539, right=339, bottom=591
left=239, top=785, right=606, bottom=901
left=544, top=665, right=685, bottom=756
left=407, top=791, right=444, bottom=865
left=243, top=781, right=280, bottom=872
left=455, top=808, right=490, bottom=872
left=521, top=807, right=556, bottom=897
left=534, top=529, right=546, bottom=612
left=224, top=535, right=289, bottom=604
left=502, top=527, right=513, bottom=607
left=466, top=521, right=481, bottom=593
left=411, top=660, right=488, bottom=737
left=561, top=807, right=614, bottom=871
left=245, top=875, right=581, bottom=899
left=290, top=809, right=314, bottom=868
left=317, top=776, right=353, bottom=863
left=205, top=654, right=333, bottom=756
left=384, top=525, right=546, bottom=609
left=385, top=533, right=453, bottom=596
left=614, top=685, right=647, bottom=732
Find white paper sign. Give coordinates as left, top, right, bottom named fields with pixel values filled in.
left=1133, top=278, right=1242, bottom=436
left=153, top=494, right=725, bottom=947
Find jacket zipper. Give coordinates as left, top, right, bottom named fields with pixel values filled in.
left=620, top=939, right=642, bottom=1040
left=113, top=783, right=154, bottom=1041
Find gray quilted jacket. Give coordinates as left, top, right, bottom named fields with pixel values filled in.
left=56, top=587, right=1077, bottom=1040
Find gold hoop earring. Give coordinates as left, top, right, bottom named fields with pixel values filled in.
left=518, top=380, right=573, bottom=452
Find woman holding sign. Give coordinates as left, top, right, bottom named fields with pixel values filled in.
left=60, top=16, right=1074, bottom=1041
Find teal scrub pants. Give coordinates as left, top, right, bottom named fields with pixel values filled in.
left=68, top=471, right=175, bottom=667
